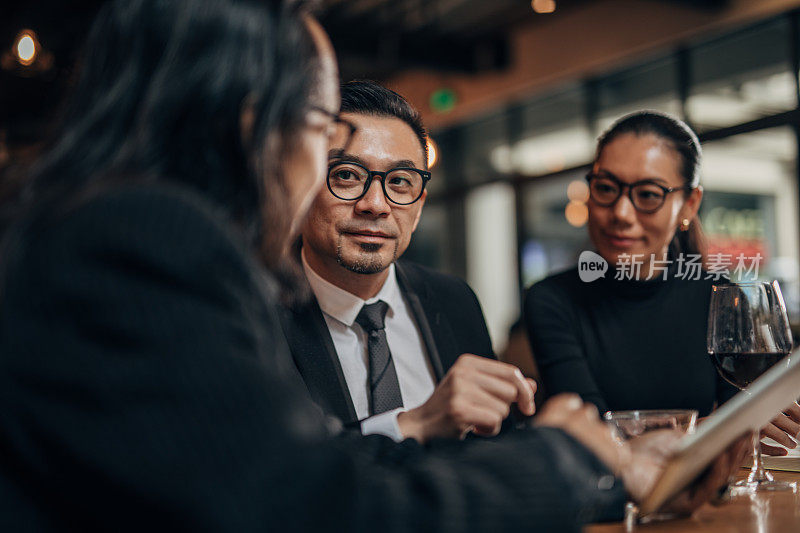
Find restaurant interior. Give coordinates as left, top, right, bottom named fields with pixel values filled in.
left=4, top=0, right=800, bottom=350
left=5, top=1, right=800, bottom=530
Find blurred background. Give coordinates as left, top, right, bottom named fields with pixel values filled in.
left=3, top=0, right=800, bottom=351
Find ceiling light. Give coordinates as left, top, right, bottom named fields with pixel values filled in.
left=14, top=30, right=38, bottom=66
left=532, top=0, right=556, bottom=14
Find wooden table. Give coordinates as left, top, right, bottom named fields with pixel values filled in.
left=587, top=470, right=800, bottom=532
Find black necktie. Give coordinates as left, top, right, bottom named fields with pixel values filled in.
left=355, top=301, right=403, bottom=415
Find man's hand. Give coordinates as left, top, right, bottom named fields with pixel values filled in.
left=397, top=354, right=536, bottom=443
left=533, top=394, right=630, bottom=475
left=760, top=401, right=800, bottom=456
left=534, top=393, right=750, bottom=517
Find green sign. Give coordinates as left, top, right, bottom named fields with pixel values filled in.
left=430, top=88, right=457, bottom=113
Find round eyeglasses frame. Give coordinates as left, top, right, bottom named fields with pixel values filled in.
left=585, top=172, right=689, bottom=214
left=327, top=161, right=431, bottom=205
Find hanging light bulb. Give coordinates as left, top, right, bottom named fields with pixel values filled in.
left=14, top=30, right=38, bottom=66
left=3, top=29, right=52, bottom=73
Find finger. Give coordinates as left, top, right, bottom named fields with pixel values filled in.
left=467, top=404, right=506, bottom=436
left=771, top=412, right=800, bottom=440
left=456, top=356, right=536, bottom=415
left=461, top=371, right=537, bottom=419
left=784, top=402, right=800, bottom=423
left=559, top=404, right=601, bottom=434
left=627, top=429, right=682, bottom=458
left=469, top=372, right=520, bottom=405
left=467, top=388, right=512, bottom=421
left=455, top=353, right=518, bottom=374
left=506, top=369, right=535, bottom=416
left=762, top=423, right=796, bottom=449
left=540, top=393, right=582, bottom=411
left=579, top=402, right=600, bottom=422
left=526, top=379, right=538, bottom=415
left=532, top=393, right=583, bottom=427
left=515, top=374, right=537, bottom=416
left=760, top=442, right=789, bottom=456
left=545, top=393, right=583, bottom=412
left=483, top=361, right=535, bottom=415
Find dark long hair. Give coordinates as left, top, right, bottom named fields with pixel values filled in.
left=1, top=0, right=320, bottom=273
left=595, top=110, right=706, bottom=260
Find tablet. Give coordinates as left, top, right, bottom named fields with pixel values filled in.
left=639, top=348, right=800, bottom=515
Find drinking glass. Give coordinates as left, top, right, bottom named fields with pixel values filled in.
left=604, top=409, right=698, bottom=441
left=707, top=281, right=794, bottom=494
left=605, top=409, right=698, bottom=523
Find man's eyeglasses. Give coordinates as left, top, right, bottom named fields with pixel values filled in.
left=327, top=160, right=430, bottom=205
left=310, top=106, right=357, bottom=154
left=585, top=172, right=689, bottom=214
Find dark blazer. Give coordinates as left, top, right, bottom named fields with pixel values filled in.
left=282, top=260, right=495, bottom=425
left=0, top=183, right=625, bottom=531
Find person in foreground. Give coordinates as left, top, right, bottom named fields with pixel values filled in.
left=0, top=1, right=745, bottom=530
left=285, top=80, right=535, bottom=443
left=524, top=110, right=800, bottom=454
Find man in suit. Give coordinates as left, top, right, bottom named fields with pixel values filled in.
left=284, top=80, right=537, bottom=443
left=0, top=4, right=746, bottom=530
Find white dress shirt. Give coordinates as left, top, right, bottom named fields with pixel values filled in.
left=302, top=250, right=436, bottom=441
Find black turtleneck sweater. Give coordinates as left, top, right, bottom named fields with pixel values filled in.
left=523, top=267, right=737, bottom=416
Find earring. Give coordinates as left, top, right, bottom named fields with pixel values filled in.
left=680, top=218, right=691, bottom=231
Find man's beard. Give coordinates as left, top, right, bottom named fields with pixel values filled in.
left=336, top=240, right=398, bottom=274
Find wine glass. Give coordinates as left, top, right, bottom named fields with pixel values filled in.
left=707, top=280, right=794, bottom=494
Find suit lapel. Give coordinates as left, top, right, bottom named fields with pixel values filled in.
left=282, top=300, right=359, bottom=425
left=395, top=262, right=460, bottom=381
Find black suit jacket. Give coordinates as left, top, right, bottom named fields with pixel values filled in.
left=283, top=260, right=495, bottom=425
left=0, top=183, right=625, bottom=531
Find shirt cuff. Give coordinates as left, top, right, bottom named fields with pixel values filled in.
left=360, top=408, right=406, bottom=441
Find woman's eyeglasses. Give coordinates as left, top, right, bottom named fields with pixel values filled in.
left=310, top=106, right=357, bottom=154
left=585, top=172, right=689, bottom=214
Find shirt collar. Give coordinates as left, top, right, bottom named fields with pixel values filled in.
left=301, top=247, right=401, bottom=327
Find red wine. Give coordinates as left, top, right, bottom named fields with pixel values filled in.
left=711, top=351, right=789, bottom=389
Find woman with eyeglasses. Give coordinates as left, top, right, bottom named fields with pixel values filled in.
left=525, top=111, right=800, bottom=454
left=0, top=2, right=751, bottom=529
left=525, top=111, right=738, bottom=416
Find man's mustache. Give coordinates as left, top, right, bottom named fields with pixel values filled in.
left=337, top=223, right=398, bottom=238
